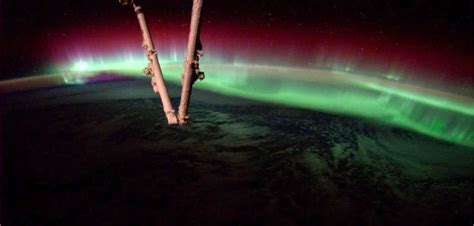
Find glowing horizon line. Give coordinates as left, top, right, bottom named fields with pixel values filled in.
left=2, top=61, right=472, bottom=147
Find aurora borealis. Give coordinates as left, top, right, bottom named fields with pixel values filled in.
left=2, top=1, right=474, bottom=225
left=2, top=58, right=473, bottom=148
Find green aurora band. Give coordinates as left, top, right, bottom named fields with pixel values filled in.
left=2, top=57, right=473, bottom=148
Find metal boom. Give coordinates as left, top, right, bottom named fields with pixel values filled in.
left=119, top=0, right=204, bottom=125
left=178, top=0, right=205, bottom=124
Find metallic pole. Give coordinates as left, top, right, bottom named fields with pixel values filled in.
left=120, top=0, right=178, bottom=124
left=178, top=0, right=205, bottom=124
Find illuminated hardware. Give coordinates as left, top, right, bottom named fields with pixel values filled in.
left=119, top=0, right=205, bottom=125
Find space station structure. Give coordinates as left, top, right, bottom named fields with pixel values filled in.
left=119, top=0, right=205, bottom=125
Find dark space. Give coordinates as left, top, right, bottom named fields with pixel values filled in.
left=1, top=0, right=473, bottom=80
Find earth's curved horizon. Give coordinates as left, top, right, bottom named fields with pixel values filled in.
left=1, top=64, right=473, bottom=148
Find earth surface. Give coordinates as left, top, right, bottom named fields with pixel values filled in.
left=1, top=78, right=473, bottom=226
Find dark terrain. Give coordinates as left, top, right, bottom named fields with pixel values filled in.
left=2, top=80, right=473, bottom=225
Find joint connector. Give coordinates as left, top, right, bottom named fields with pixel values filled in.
left=143, top=67, right=152, bottom=76
left=198, top=71, right=205, bottom=80
left=178, top=114, right=189, bottom=125
left=165, top=111, right=179, bottom=125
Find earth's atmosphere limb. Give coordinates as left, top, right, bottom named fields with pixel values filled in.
left=1, top=63, right=473, bottom=147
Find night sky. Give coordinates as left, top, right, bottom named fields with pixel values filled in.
left=1, top=0, right=473, bottom=84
